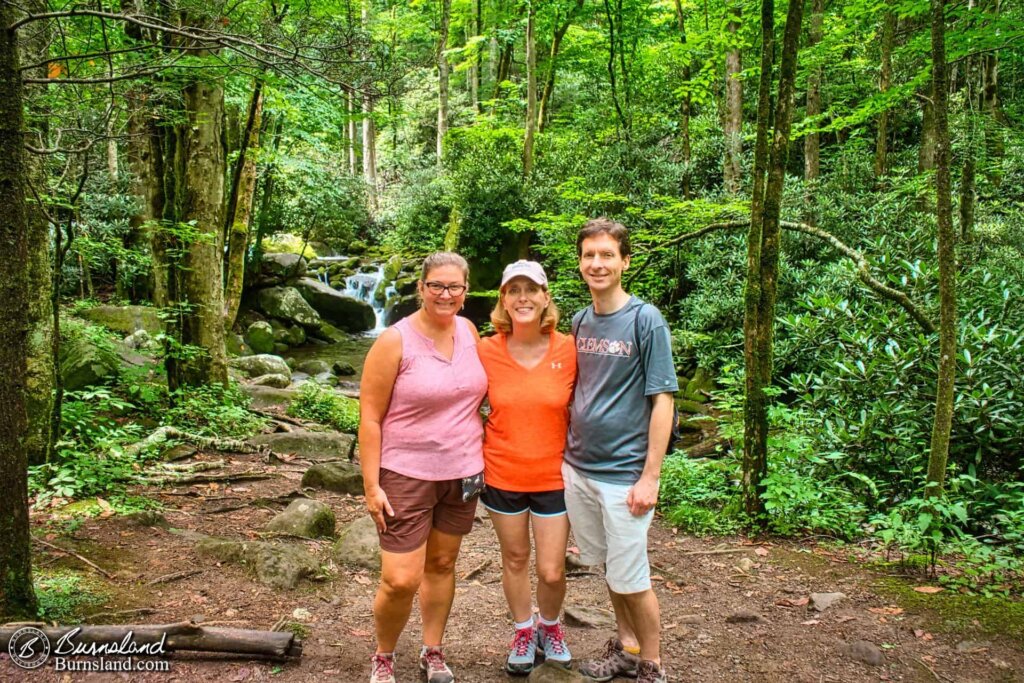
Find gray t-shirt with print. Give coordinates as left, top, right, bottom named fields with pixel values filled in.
left=565, top=296, right=679, bottom=485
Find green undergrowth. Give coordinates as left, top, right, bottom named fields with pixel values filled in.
left=34, top=569, right=108, bottom=622
left=287, top=382, right=360, bottom=433
left=874, top=576, right=1024, bottom=643
left=31, top=377, right=265, bottom=507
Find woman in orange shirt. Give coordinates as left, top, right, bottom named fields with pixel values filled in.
left=477, top=260, right=577, bottom=675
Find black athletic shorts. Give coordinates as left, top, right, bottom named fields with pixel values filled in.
left=481, top=485, right=567, bottom=517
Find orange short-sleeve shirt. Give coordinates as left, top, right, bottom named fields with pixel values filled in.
left=478, top=331, right=577, bottom=492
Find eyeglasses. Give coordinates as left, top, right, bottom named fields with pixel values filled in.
left=423, top=281, right=467, bottom=296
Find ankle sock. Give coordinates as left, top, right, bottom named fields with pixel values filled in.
left=623, top=644, right=641, bottom=655
left=514, top=618, right=534, bottom=631
left=537, top=615, right=559, bottom=627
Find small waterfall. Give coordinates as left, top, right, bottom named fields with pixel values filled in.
left=344, top=265, right=390, bottom=334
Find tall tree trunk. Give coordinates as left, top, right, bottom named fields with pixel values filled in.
left=538, top=0, right=583, bottom=131
left=925, top=0, right=956, bottom=498
left=362, top=2, right=377, bottom=213
left=918, top=94, right=937, bottom=173
left=21, top=0, right=53, bottom=467
left=0, top=4, right=38, bottom=619
left=250, top=115, right=284, bottom=273
left=473, top=0, right=482, bottom=113
left=674, top=0, right=693, bottom=198
left=224, top=81, right=264, bottom=329
left=437, top=0, right=451, bottom=161
left=723, top=5, right=743, bottom=194
left=347, top=88, right=358, bottom=174
left=981, top=0, right=1004, bottom=186
left=127, top=98, right=163, bottom=306
left=523, top=0, right=537, bottom=176
left=107, top=116, right=119, bottom=180
left=874, top=11, right=896, bottom=179
left=803, top=0, right=823, bottom=224
left=743, top=0, right=806, bottom=520
left=167, top=75, right=228, bottom=389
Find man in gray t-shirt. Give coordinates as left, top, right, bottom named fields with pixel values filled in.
left=565, top=218, right=677, bottom=683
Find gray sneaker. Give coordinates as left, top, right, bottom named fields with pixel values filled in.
left=536, top=622, right=571, bottom=665
left=578, top=637, right=639, bottom=681
left=636, top=659, right=668, bottom=683
left=506, top=626, right=538, bottom=675
left=419, top=645, right=455, bottom=683
left=369, top=653, right=396, bottom=683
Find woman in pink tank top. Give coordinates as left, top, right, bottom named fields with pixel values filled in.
left=359, top=252, right=487, bottom=683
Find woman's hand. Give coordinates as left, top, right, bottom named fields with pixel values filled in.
left=365, top=485, right=395, bottom=532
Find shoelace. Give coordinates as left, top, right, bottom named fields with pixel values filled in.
left=540, top=624, right=567, bottom=654
left=372, top=655, right=395, bottom=678
left=423, top=648, right=447, bottom=671
left=511, top=627, right=535, bottom=656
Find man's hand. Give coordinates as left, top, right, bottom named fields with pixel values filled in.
left=626, top=475, right=659, bottom=516
left=364, top=486, right=395, bottom=532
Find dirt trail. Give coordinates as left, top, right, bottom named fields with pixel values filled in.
left=4, top=441, right=1024, bottom=683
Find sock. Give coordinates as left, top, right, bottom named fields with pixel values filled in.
left=623, top=644, right=641, bottom=656
left=514, top=617, right=535, bottom=631
left=421, top=644, right=442, bottom=655
left=538, top=615, right=559, bottom=627
left=375, top=651, right=394, bottom=658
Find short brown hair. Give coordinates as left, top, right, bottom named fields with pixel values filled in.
left=490, top=286, right=560, bottom=335
left=421, top=251, right=469, bottom=282
left=576, top=217, right=630, bottom=258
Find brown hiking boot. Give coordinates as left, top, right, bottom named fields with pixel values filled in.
left=636, top=659, right=668, bottom=683
left=577, top=637, right=639, bottom=681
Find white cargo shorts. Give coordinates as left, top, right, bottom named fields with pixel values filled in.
left=562, top=461, right=654, bottom=594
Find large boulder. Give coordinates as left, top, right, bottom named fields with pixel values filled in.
left=229, top=353, right=291, bottom=378
left=250, top=373, right=291, bottom=389
left=245, top=321, right=275, bottom=354
left=332, top=516, right=380, bottom=571
left=61, top=330, right=120, bottom=390
left=296, top=359, right=331, bottom=376
left=256, top=286, right=322, bottom=329
left=462, top=291, right=498, bottom=328
left=79, top=305, right=162, bottom=335
left=239, top=384, right=297, bottom=410
left=301, top=461, right=364, bottom=495
left=384, top=294, right=418, bottom=327
left=250, top=430, right=356, bottom=460
left=383, top=254, right=403, bottom=281
left=257, top=252, right=307, bottom=286
left=293, top=278, right=375, bottom=333
left=195, top=537, right=318, bottom=590
left=266, top=498, right=336, bottom=538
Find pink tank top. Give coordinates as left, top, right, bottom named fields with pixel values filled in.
left=380, top=315, right=487, bottom=481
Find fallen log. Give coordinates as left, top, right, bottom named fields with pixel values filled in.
left=0, top=621, right=302, bottom=660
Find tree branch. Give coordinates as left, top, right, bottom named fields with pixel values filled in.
left=643, top=219, right=937, bottom=334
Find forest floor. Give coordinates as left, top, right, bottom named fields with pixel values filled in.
left=5, top=434, right=1024, bottom=683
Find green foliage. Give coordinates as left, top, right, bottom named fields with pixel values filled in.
left=34, top=571, right=107, bottom=622
left=164, top=383, right=265, bottom=439
left=287, top=382, right=360, bottom=433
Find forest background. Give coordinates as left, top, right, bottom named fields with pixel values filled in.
left=0, top=0, right=1022, bottom=620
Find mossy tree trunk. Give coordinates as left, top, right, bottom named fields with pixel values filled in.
left=803, top=0, right=823, bottom=225
left=925, top=0, right=957, bottom=498
left=723, top=4, right=742, bottom=194
left=874, top=11, right=896, bottom=179
left=0, top=7, right=38, bottom=619
left=21, top=0, right=53, bottom=467
left=743, top=0, right=806, bottom=520
left=224, top=80, right=264, bottom=329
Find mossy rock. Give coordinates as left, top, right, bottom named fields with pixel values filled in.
left=332, top=516, right=380, bottom=571
left=78, top=305, right=162, bottom=335
left=266, top=498, right=336, bottom=538
left=301, top=462, right=364, bottom=495
left=383, top=254, right=403, bottom=281
left=245, top=321, right=275, bottom=354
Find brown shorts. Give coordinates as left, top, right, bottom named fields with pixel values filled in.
left=377, top=468, right=479, bottom=553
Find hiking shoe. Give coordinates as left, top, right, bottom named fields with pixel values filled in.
left=578, top=637, right=639, bottom=681
left=505, top=626, right=538, bottom=675
left=536, top=622, right=571, bottom=665
left=419, top=646, right=455, bottom=683
left=636, top=659, right=668, bottom=683
left=369, top=653, right=396, bottom=683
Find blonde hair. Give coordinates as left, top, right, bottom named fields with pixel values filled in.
left=490, top=285, right=560, bottom=335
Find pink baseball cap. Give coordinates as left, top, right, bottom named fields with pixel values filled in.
left=500, top=260, right=548, bottom=288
